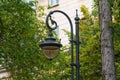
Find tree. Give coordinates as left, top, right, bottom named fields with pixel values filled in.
left=0, top=0, right=46, bottom=79
left=111, top=0, right=120, bottom=79
left=64, top=5, right=102, bottom=80
left=99, top=0, right=116, bottom=80
left=0, top=0, right=71, bottom=79
left=79, top=5, right=102, bottom=80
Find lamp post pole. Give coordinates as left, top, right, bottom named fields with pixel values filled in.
left=75, top=10, right=80, bottom=80
left=40, top=10, right=80, bottom=80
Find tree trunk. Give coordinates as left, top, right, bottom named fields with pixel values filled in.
left=99, top=0, right=116, bottom=80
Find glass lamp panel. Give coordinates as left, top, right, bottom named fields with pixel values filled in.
left=42, top=46, right=60, bottom=59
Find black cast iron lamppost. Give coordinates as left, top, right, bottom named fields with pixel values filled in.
left=39, top=10, right=80, bottom=80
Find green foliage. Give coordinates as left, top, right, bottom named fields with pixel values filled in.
left=109, top=0, right=120, bottom=79
left=92, top=0, right=98, bottom=17
left=112, top=0, right=120, bottom=22
left=81, top=5, right=91, bottom=18
left=80, top=5, right=102, bottom=80
left=0, top=0, right=46, bottom=79
left=37, top=50, right=71, bottom=80
left=63, top=5, right=102, bottom=80
left=0, top=0, right=71, bottom=80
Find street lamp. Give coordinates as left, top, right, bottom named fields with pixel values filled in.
left=39, top=10, right=80, bottom=80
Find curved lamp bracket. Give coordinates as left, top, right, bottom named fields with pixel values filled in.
left=46, top=10, right=73, bottom=36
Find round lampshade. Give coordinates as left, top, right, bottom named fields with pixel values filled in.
left=42, top=46, right=60, bottom=59
left=39, top=35, right=62, bottom=60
